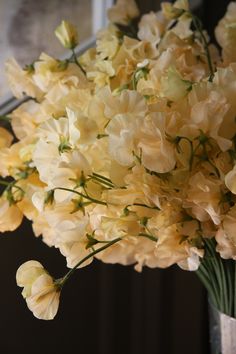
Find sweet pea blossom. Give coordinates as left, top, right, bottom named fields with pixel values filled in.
left=107, top=0, right=139, bottom=26
left=215, top=2, right=236, bottom=64
left=162, top=0, right=189, bottom=20
left=2, top=0, right=236, bottom=321
left=0, top=197, right=23, bottom=232
left=55, top=20, right=78, bottom=49
left=225, top=165, right=236, bottom=194
left=16, top=261, right=60, bottom=320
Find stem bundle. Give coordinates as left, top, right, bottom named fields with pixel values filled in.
left=196, top=239, right=236, bottom=317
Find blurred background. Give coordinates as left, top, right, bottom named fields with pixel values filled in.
left=0, top=0, right=93, bottom=97
left=0, top=1, right=232, bottom=353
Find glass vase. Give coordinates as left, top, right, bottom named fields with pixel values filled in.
left=209, top=301, right=236, bottom=354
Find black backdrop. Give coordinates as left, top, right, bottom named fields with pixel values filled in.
left=0, top=1, right=231, bottom=353
left=0, top=221, right=208, bottom=354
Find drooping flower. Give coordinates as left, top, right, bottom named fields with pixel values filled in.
left=16, top=261, right=60, bottom=320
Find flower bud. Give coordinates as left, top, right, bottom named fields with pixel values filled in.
left=55, top=20, right=78, bottom=49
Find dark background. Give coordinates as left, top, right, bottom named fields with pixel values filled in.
left=0, top=1, right=232, bottom=353
left=0, top=220, right=208, bottom=354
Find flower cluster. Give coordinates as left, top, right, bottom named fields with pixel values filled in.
left=2, top=0, right=236, bottom=319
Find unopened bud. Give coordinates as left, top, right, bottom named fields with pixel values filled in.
left=55, top=20, right=78, bottom=49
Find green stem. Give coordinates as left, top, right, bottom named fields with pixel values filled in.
left=207, top=159, right=220, bottom=178
left=190, top=14, right=215, bottom=82
left=92, top=173, right=114, bottom=184
left=132, top=71, right=137, bottom=90
left=178, top=137, right=194, bottom=170
left=88, top=175, right=115, bottom=189
left=205, top=240, right=225, bottom=312
left=193, top=142, right=201, bottom=156
left=0, top=180, right=11, bottom=187
left=201, top=143, right=220, bottom=177
left=225, top=260, right=234, bottom=317
left=196, top=238, right=235, bottom=317
left=0, top=179, right=24, bottom=195
left=218, top=257, right=228, bottom=314
left=71, top=49, right=86, bottom=75
left=196, top=265, right=218, bottom=309
left=54, top=187, right=107, bottom=205
left=133, top=203, right=160, bottom=210
left=59, top=237, right=122, bottom=286
left=200, top=249, right=221, bottom=310
left=138, top=232, right=157, bottom=242
left=0, top=115, right=11, bottom=123
left=97, top=134, right=109, bottom=139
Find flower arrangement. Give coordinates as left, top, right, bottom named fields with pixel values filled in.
left=1, top=0, right=236, bottom=321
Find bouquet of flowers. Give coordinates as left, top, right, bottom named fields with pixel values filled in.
left=1, top=0, right=236, bottom=322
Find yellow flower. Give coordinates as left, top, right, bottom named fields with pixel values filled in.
left=67, top=108, right=99, bottom=146
left=5, top=58, right=42, bottom=99
left=187, top=172, right=222, bottom=225
left=215, top=2, right=236, bottom=64
left=178, top=246, right=204, bottom=271
left=216, top=229, right=236, bottom=260
left=100, top=214, right=141, bottom=239
left=0, top=143, right=23, bottom=178
left=16, top=261, right=60, bottom=320
left=107, top=0, right=139, bottom=26
left=216, top=205, right=236, bottom=259
left=0, top=197, right=23, bottom=232
left=225, top=165, right=236, bottom=194
left=96, top=25, right=120, bottom=60
left=55, top=20, right=78, bottom=49
left=138, top=11, right=168, bottom=45
left=162, top=0, right=189, bottom=20
left=4, top=0, right=236, bottom=285
left=154, top=224, right=189, bottom=268
left=10, top=100, right=45, bottom=140
left=0, top=127, right=13, bottom=148
left=188, top=86, right=232, bottom=152
left=160, top=66, right=192, bottom=102
left=138, top=113, right=176, bottom=173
